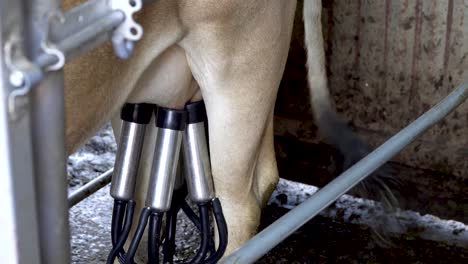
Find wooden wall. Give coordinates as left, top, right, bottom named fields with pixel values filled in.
left=274, top=0, right=467, bottom=221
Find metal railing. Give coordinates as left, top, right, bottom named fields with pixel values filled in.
left=222, top=81, right=468, bottom=263
left=68, top=169, right=113, bottom=208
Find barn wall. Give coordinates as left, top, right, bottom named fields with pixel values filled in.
left=274, top=0, right=467, bottom=221
left=275, top=0, right=467, bottom=178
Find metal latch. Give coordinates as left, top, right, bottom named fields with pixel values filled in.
left=111, top=0, right=143, bottom=59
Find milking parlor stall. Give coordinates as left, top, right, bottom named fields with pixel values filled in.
left=1, top=0, right=467, bottom=264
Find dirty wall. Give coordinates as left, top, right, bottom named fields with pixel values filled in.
left=275, top=0, right=467, bottom=222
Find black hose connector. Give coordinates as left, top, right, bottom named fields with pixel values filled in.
left=124, top=207, right=152, bottom=264
left=162, top=189, right=187, bottom=264
left=107, top=200, right=136, bottom=264
left=162, top=185, right=188, bottom=263
left=111, top=200, right=126, bottom=247
left=148, top=212, right=164, bottom=264
left=184, top=203, right=210, bottom=264
left=205, top=198, right=228, bottom=264
left=162, top=206, right=178, bottom=264
left=164, top=186, right=188, bottom=261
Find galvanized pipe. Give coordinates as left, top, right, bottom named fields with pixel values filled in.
left=222, top=81, right=468, bottom=264
left=68, top=169, right=113, bottom=208
left=25, top=0, right=71, bottom=263
left=30, top=41, right=71, bottom=264
left=0, top=1, right=42, bottom=263
left=36, top=10, right=125, bottom=68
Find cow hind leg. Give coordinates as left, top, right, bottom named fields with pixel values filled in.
left=180, top=0, right=297, bottom=253
left=200, top=91, right=276, bottom=254
left=253, top=112, right=279, bottom=209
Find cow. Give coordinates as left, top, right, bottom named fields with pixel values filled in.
left=63, top=0, right=397, bottom=261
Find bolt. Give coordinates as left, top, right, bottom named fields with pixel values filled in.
left=9, top=71, right=25, bottom=87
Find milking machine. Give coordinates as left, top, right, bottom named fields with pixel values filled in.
left=180, top=101, right=228, bottom=264
left=107, top=101, right=228, bottom=264
left=107, top=103, right=154, bottom=263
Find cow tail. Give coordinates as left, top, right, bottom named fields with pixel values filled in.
left=303, top=0, right=401, bottom=229
left=303, top=0, right=363, bottom=156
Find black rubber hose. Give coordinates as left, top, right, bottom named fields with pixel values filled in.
left=124, top=207, right=151, bottom=264
left=106, top=200, right=136, bottom=264
left=205, top=198, right=228, bottom=264
left=118, top=201, right=137, bottom=263
left=162, top=185, right=187, bottom=263
left=148, top=212, right=164, bottom=264
left=111, top=200, right=126, bottom=246
left=183, top=203, right=210, bottom=264
left=162, top=205, right=179, bottom=264
left=180, top=201, right=216, bottom=256
left=181, top=201, right=202, bottom=231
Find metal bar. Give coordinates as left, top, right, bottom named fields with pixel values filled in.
left=49, top=0, right=114, bottom=41
left=68, top=169, right=113, bottom=208
left=56, top=11, right=124, bottom=62
left=25, top=0, right=71, bottom=263
left=222, top=81, right=468, bottom=264
left=0, top=1, right=42, bottom=263
left=36, top=9, right=125, bottom=68
left=36, top=1, right=124, bottom=68
left=30, top=59, right=71, bottom=264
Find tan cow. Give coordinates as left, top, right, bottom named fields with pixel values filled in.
left=64, top=0, right=397, bottom=261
